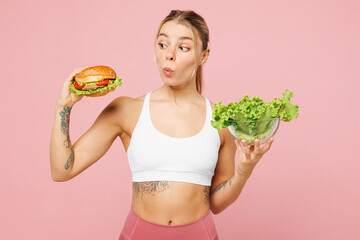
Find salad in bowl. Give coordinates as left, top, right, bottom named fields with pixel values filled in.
left=211, top=89, right=299, bottom=145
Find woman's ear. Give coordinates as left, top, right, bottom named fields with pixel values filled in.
left=199, top=48, right=210, bottom=65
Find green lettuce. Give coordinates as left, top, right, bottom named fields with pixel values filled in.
left=70, top=76, right=122, bottom=95
left=211, top=89, right=299, bottom=142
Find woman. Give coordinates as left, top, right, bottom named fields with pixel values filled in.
left=50, top=10, right=274, bottom=240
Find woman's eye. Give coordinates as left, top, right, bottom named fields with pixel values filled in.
left=180, top=46, right=189, bottom=51
left=158, top=43, right=166, bottom=48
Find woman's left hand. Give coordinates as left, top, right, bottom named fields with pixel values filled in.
left=234, top=137, right=274, bottom=178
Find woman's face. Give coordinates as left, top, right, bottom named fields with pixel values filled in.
left=155, top=21, right=204, bottom=89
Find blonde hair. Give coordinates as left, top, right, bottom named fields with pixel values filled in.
left=154, top=10, right=210, bottom=94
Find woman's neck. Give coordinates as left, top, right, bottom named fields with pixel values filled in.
left=155, top=84, right=203, bottom=106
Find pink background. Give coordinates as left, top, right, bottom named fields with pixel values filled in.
left=1, top=0, right=359, bottom=239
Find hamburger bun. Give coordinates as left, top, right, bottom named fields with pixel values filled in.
left=75, top=66, right=116, bottom=84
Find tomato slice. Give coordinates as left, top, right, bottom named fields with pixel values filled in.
left=74, top=81, right=86, bottom=89
left=96, top=79, right=110, bottom=86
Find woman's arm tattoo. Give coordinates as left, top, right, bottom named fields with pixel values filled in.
left=59, top=106, right=74, bottom=169
left=60, top=106, right=71, bottom=136
left=211, top=176, right=234, bottom=195
left=64, top=148, right=74, bottom=170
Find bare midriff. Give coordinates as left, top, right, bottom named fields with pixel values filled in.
left=131, top=181, right=211, bottom=226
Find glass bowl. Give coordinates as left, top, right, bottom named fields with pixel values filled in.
left=227, top=117, right=280, bottom=145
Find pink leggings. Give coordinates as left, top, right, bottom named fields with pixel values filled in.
left=119, top=208, right=219, bottom=240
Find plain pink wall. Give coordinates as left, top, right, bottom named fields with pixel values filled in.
left=1, top=0, right=359, bottom=239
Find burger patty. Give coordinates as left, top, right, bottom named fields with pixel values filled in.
left=83, top=83, right=100, bottom=90
left=79, top=80, right=114, bottom=90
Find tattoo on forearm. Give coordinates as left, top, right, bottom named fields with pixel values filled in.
left=211, top=176, right=234, bottom=195
left=133, top=181, right=170, bottom=199
left=60, top=106, right=74, bottom=169
left=63, top=139, right=70, bottom=148
left=60, top=106, right=72, bottom=149
left=203, top=186, right=210, bottom=206
left=64, top=148, right=74, bottom=170
left=60, top=106, right=71, bottom=135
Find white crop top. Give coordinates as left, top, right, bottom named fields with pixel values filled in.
left=126, top=91, right=221, bottom=186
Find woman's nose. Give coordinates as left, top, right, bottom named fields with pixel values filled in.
left=166, top=47, right=175, bottom=61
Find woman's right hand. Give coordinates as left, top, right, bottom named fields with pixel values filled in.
left=57, top=66, right=89, bottom=108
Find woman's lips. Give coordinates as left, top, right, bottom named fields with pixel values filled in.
left=163, top=67, right=174, bottom=76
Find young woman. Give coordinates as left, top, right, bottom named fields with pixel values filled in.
left=50, top=10, right=274, bottom=240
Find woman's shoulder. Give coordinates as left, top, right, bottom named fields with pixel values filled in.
left=105, top=93, right=146, bottom=117
left=103, top=93, right=147, bottom=134
left=209, top=101, right=215, bottom=111
left=204, top=96, right=215, bottom=111
left=110, top=91, right=148, bottom=106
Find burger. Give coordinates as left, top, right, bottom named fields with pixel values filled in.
left=70, top=65, right=122, bottom=97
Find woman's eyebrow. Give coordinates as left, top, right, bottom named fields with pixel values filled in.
left=158, top=33, right=192, bottom=41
